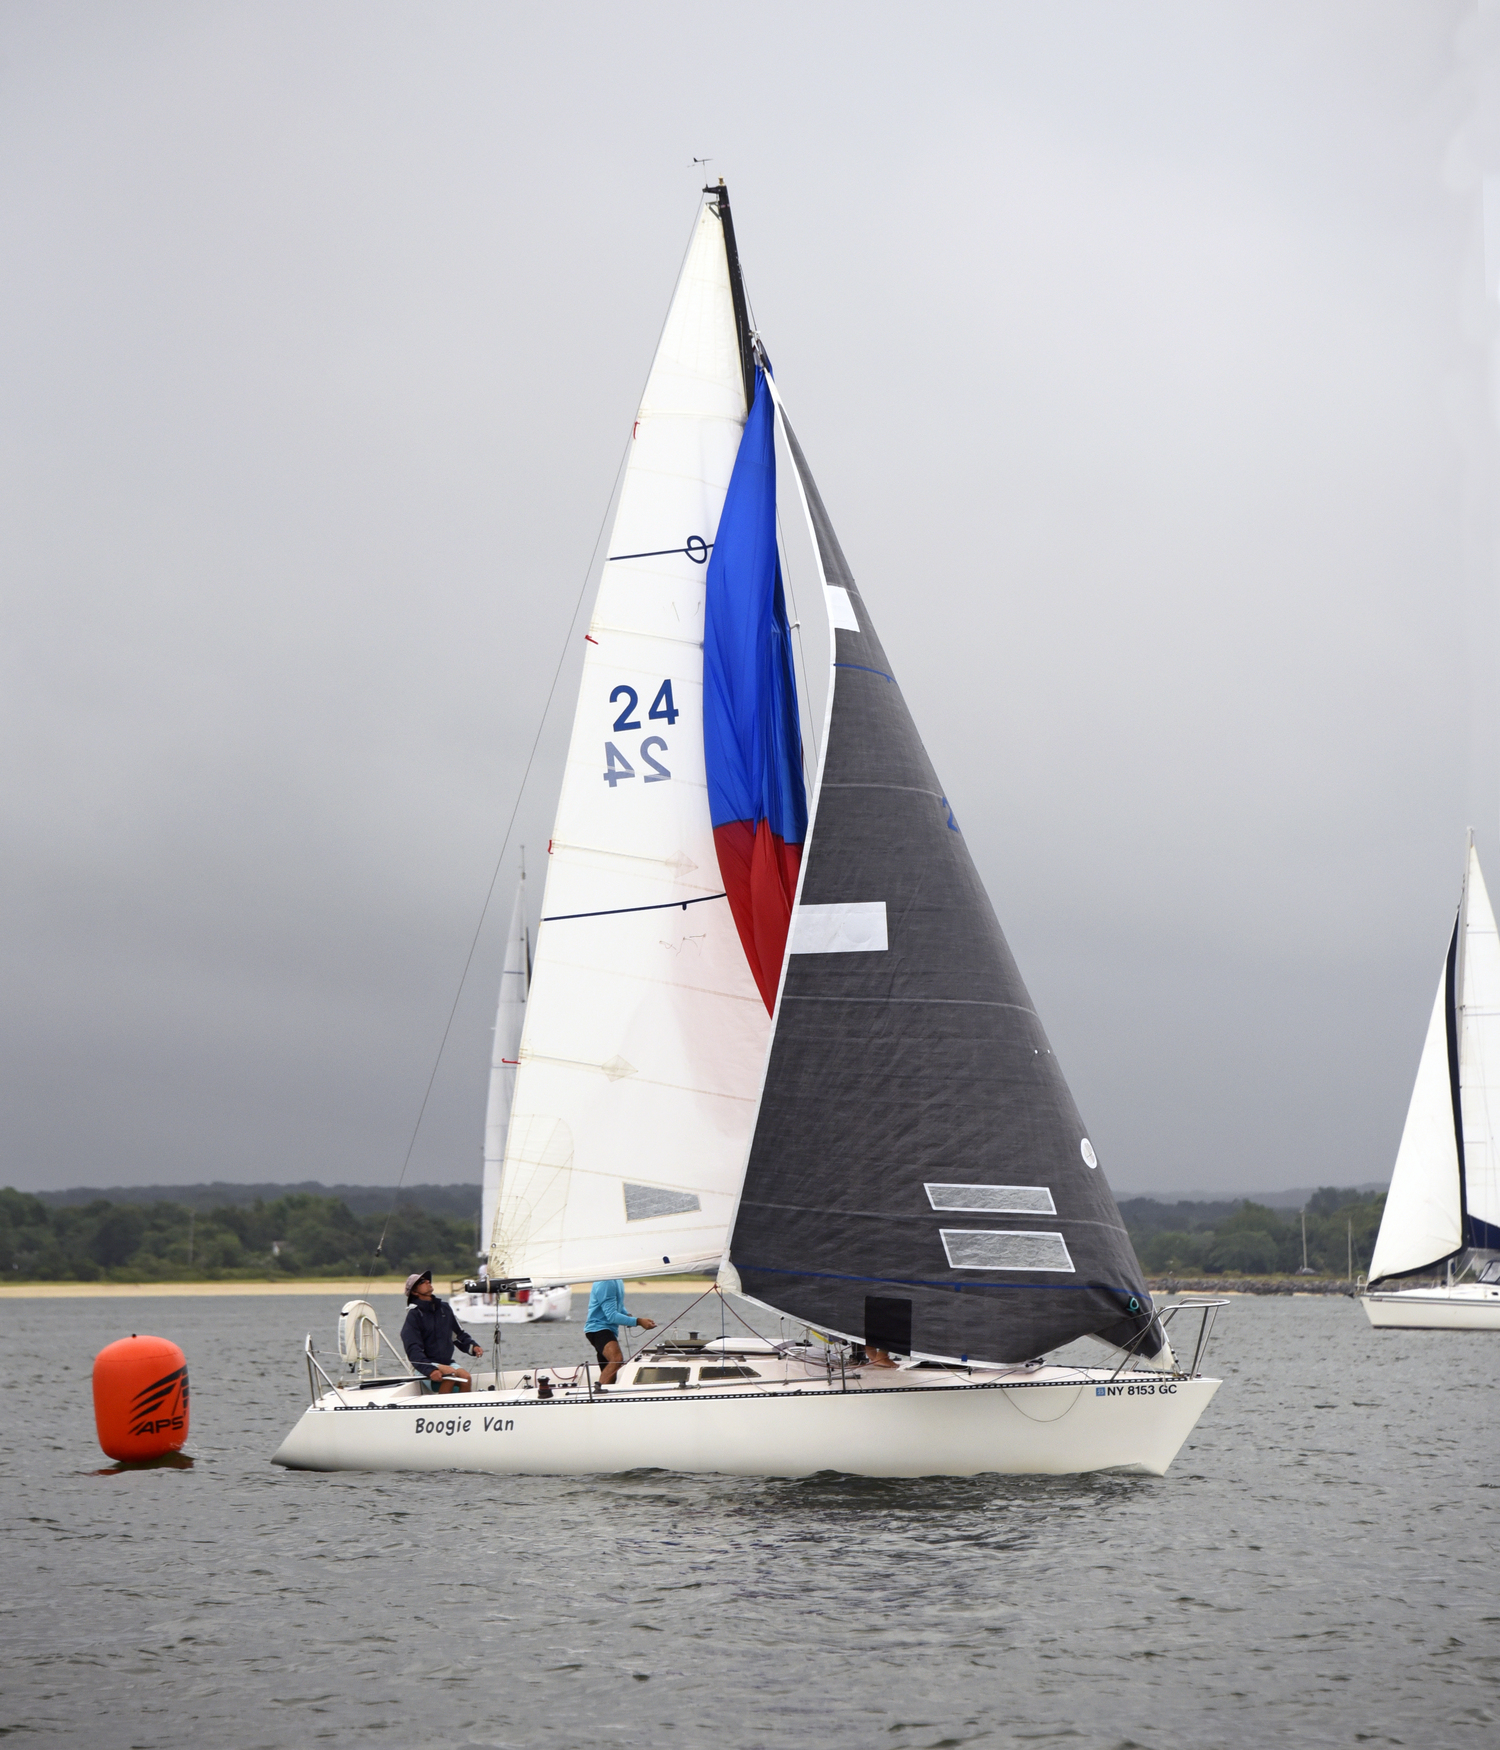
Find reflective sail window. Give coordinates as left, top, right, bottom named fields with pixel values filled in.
left=623, top=1185, right=703, bottom=1222
left=925, top=1184, right=1056, bottom=1215
left=940, top=1230, right=1075, bottom=1272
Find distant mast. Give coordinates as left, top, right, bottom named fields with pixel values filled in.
left=481, top=863, right=530, bottom=1264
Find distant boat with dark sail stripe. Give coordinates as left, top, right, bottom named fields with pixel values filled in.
left=1362, top=835, right=1500, bottom=1330
left=273, top=184, right=1223, bottom=1478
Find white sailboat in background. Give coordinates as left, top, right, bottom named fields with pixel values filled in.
left=450, top=864, right=572, bottom=1324
left=275, top=183, right=1223, bottom=1478
left=1362, top=835, right=1500, bottom=1330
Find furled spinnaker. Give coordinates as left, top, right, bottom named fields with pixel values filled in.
left=92, top=1334, right=189, bottom=1461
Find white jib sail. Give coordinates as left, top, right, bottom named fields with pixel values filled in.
left=1460, top=844, right=1500, bottom=1249
left=1370, top=961, right=1462, bottom=1281
left=481, top=871, right=530, bottom=1266
left=492, top=198, right=768, bottom=1285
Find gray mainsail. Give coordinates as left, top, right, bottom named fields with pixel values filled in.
left=727, top=419, right=1160, bottom=1365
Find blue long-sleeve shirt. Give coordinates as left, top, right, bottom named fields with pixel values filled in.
left=585, top=1279, right=638, bottom=1336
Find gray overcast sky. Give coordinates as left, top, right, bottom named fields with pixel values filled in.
left=4, top=2, right=1499, bottom=1197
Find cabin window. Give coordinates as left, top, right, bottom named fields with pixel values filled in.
left=699, top=1365, right=760, bottom=1380
left=632, top=1366, right=690, bottom=1385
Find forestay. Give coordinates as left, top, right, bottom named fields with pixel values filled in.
left=492, top=195, right=769, bottom=1285
left=725, top=409, right=1160, bottom=1366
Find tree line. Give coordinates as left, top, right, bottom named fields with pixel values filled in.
left=1, top=1182, right=1389, bottom=1283
left=0, top=1188, right=480, bottom=1282
left=1119, top=1187, right=1385, bottom=1277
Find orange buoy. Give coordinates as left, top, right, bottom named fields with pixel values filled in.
left=92, top=1334, right=190, bottom=1461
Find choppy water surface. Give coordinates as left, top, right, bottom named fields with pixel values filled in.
left=1, top=1292, right=1494, bottom=1748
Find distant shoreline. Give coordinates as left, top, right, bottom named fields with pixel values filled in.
left=0, top=1277, right=718, bottom=1300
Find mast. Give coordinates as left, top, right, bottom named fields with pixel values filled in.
left=706, top=180, right=756, bottom=414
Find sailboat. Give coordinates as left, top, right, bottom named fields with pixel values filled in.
left=1361, top=836, right=1500, bottom=1330
left=273, top=184, right=1222, bottom=1478
left=449, top=863, right=573, bottom=1324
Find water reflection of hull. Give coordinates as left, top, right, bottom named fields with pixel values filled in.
left=272, top=1361, right=1219, bottom=1479
left=1360, top=1286, right=1500, bottom=1330
left=450, top=1285, right=573, bottom=1325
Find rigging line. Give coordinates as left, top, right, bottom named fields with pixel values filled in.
left=363, top=197, right=714, bottom=1292
left=622, top=1280, right=723, bottom=1362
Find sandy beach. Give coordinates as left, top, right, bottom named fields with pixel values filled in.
left=0, top=1277, right=717, bottom=1300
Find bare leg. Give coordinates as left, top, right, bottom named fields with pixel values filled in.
left=598, top=1339, right=625, bottom=1384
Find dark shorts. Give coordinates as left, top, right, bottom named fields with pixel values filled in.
left=586, top=1329, right=617, bottom=1365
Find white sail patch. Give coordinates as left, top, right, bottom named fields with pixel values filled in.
left=926, top=1184, right=1056, bottom=1215
left=790, top=901, right=888, bottom=954
left=940, top=1230, right=1076, bottom=1272
left=624, top=1184, right=703, bottom=1222
left=826, top=586, right=860, bottom=632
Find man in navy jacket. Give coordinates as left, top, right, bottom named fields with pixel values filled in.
left=401, top=1270, right=483, bottom=1393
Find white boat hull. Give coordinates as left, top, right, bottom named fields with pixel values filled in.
left=1360, top=1285, right=1500, bottom=1330
left=448, top=1285, right=573, bottom=1325
left=272, top=1368, right=1219, bottom=1480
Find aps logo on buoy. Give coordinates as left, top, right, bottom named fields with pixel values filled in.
left=92, top=1334, right=190, bottom=1462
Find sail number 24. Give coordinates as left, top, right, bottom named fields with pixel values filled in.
left=603, top=680, right=679, bottom=787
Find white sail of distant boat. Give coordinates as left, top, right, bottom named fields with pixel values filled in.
left=1457, top=842, right=1500, bottom=1256
left=448, top=863, right=572, bottom=1325
left=276, top=183, right=1226, bottom=1479
left=1364, top=835, right=1500, bottom=1329
left=489, top=195, right=771, bottom=1288
left=481, top=867, right=530, bottom=1260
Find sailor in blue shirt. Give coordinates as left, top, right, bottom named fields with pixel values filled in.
left=585, top=1278, right=656, bottom=1385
